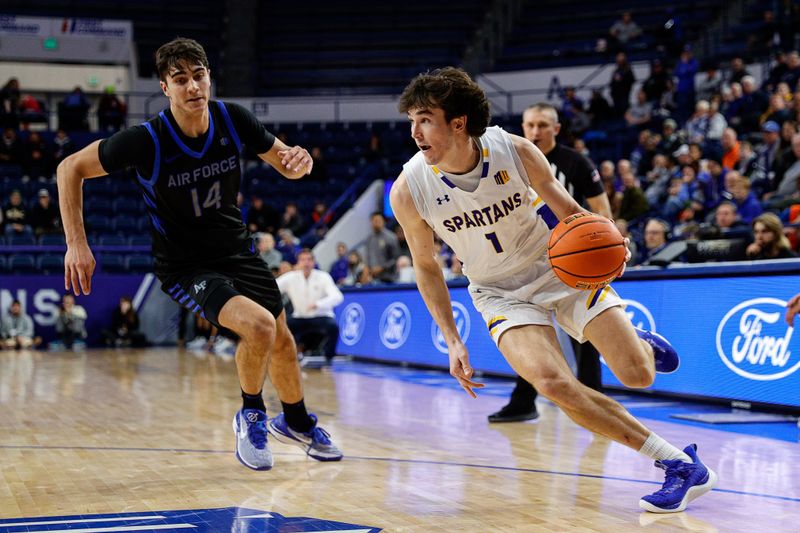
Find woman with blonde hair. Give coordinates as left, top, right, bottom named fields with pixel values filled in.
left=746, top=212, right=797, bottom=259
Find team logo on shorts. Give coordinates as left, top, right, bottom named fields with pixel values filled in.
left=623, top=299, right=656, bottom=332
left=431, top=301, right=471, bottom=353
left=379, top=302, right=411, bottom=350
left=716, top=297, right=800, bottom=381
left=339, top=303, right=366, bottom=346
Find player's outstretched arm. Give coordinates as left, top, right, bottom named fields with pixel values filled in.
left=390, top=173, right=484, bottom=398
left=56, top=140, right=108, bottom=296
left=261, top=136, right=312, bottom=180
left=510, top=134, right=587, bottom=221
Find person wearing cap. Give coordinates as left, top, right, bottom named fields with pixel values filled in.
left=721, top=127, right=741, bottom=170
left=29, top=188, right=60, bottom=236
left=752, top=120, right=782, bottom=196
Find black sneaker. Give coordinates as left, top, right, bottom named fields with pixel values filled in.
left=487, top=404, right=539, bottom=423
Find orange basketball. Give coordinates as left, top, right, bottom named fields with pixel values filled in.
left=547, top=212, right=626, bottom=290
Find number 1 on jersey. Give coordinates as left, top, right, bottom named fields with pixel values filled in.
left=485, top=231, right=504, bottom=253
left=190, top=181, right=222, bottom=217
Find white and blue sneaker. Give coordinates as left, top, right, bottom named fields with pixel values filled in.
left=267, top=412, right=343, bottom=461
left=639, top=444, right=717, bottom=513
left=232, top=409, right=273, bottom=470
left=635, top=327, right=680, bottom=373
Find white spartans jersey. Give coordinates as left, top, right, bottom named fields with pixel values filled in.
left=403, top=126, right=558, bottom=285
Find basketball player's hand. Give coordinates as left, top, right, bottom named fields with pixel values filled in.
left=786, top=293, right=800, bottom=327
left=449, top=342, right=484, bottom=398
left=64, top=242, right=96, bottom=296
left=617, top=237, right=632, bottom=279
left=278, top=146, right=313, bottom=175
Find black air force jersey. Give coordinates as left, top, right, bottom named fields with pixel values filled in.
left=544, top=144, right=603, bottom=205
left=99, top=101, right=275, bottom=267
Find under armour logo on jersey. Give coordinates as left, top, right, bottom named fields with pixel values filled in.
left=494, top=170, right=510, bottom=185
left=193, top=281, right=207, bottom=294
left=220, top=137, right=229, bottom=146
left=436, top=195, right=451, bottom=205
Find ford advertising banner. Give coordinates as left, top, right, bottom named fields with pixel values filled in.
left=337, top=273, right=800, bottom=409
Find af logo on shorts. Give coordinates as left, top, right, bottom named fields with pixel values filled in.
left=431, top=301, right=471, bottom=353
left=379, top=302, right=411, bottom=349
left=339, top=303, right=366, bottom=346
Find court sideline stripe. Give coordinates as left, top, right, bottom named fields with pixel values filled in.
left=0, top=444, right=797, bottom=504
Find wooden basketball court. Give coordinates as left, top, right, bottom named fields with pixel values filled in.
left=0, top=348, right=797, bottom=531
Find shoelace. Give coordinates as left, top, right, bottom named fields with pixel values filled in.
left=309, top=426, right=332, bottom=446
left=653, top=460, right=695, bottom=495
left=247, top=418, right=269, bottom=449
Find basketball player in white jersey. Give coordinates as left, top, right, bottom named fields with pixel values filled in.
left=390, top=67, right=716, bottom=513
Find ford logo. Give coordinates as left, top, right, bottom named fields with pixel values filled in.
left=379, top=302, right=411, bottom=350
left=431, top=301, right=471, bottom=354
left=339, top=303, right=365, bottom=346
left=715, top=297, right=800, bottom=381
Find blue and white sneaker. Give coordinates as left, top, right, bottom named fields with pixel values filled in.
left=232, top=409, right=273, bottom=471
left=640, top=444, right=717, bottom=513
left=635, top=327, right=680, bottom=373
left=267, top=413, right=343, bottom=461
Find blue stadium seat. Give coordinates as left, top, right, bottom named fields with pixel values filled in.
left=99, top=235, right=127, bottom=246
left=113, top=198, right=141, bottom=215
left=9, top=254, right=36, bottom=273
left=98, top=254, right=126, bottom=274
left=8, top=234, right=36, bottom=246
left=39, top=234, right=66, bottom=246
left=85, top=215, right=112, bottom=234
left=37, top=254, right=64, bottom=274
left=87, top=198, right=113, bottom=216
left=126, top=254, right=153, bottom=273
left=0, top=255, right=6, bottom=272
left=128, top=235, right=152, bottom=246
left=112, top=216, right=138, bottom=233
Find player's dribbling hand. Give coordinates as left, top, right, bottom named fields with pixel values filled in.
left=278, top=146, right=313, bottom=174
left=448, top=342, right=484, bottom=398
left=615, top=237, right=632, bottom=279
left=785, top=293, right=800, bottom=327
left=64, top=243, right=96, bottom=296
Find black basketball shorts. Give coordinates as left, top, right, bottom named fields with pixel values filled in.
left=157, top=250, right=283, bottom=328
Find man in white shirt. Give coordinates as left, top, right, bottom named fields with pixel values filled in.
left=276, top=249, right=344, bottom=364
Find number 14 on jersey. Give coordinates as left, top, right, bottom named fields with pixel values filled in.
left=190, top=181, right=221, bottom=217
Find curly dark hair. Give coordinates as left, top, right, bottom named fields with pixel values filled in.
left=155, top=38, right=210, bottom=81
left=398, top=67, right=490, bottom=137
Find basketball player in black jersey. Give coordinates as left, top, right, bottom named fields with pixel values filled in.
left=488, top=102, right=613, bottom=423
left=56, top=38, right=341, bottom=470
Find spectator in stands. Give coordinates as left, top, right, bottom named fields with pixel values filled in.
left=29, top=188, right=60, bottom=236
left=101, top=296, right=146, bottom=347
left=329, top=242, right=349, bottom=285
left=395, top=255, right=416, bottom=283
left=0, top=78, right=20, bottom=129
left=696, top=65, right=723, bottom=104
left=256, top=232, right=282, bottom=273
left=3, top=189, right=30, bottom=236
left=657, top=119, right=681, bottom=156
left=280, top=201, right=305, bottom=235
left=748, top=10, right=780, bottom=59
left=599, top=159, right=615, bottom=183
left=393, top=224, right=411, bottom=258
left=751, top=121, right=782, bottom=195
left=0, top=127, right=23, bottom=165
left=721, top=83, right=743, bottom=126
left=766, top=133, right=800, bottom=205
left=737, top=140, right=759, bottom=178
left=310, top=201, right=332, bottom=229
left=615, top=219, right=638, bottom=265
left=343, top=250, right=372, bottom=286
left=780, top=119, right=798, bottom=150
left=22, top=131, right=52, bottom=179
left=364, top=211, right=399, bottom=283
left=609, top=52, right=635, bottom=117
left=52, top=129, right=73, bottom=166
left=746, top=213, right=797, bottom=259
left=661, top=176, right=688, bottom=225
left=364, top=133, right=383, bottom=164
left=277, top=249, right=343, bottom=366
left=276, top=228, right=301, bottom=265
left=54, top=294, right=88, bottom=350
left=246, top=195, right=279, bottom=234
left=780, top=51, right=800, bottom=92
left=307, top=146, right=328, bottom=181
left=624, top=89, right=652, bottom=129
left=644, top=154, right=672, bottom=205
left=603, top=174, right=622, bottom=219
left=700, top=155, right=727, bottom=212
left=764, top=52, right=789, bottom=93
left=59, top=86, right=91, bottom=131
left=738, top=76, right=770, bottom=134
left=18, top=93, right=46, bottom=129
left=721, top=127, right=741, bottom=170
left=618, top=164, right=649, bottom=221
left=1, top=300, right=38, bottom=350
left=728, top=58, right=750, bottom=86
left=608, top=11, right=642, bottom=51
left=674, top=47, right=699, bottom=121
left=587, top=88, right=612, bottom=126
left=725, top=172, right=763, bottom=223
left=642, top=59, right=670, bottom=103
left=702, top=200, right=749, bottom=238
left=638, top=218, right=670, bottom=265
left=97, top=86, right=127, bottom=132
left=762, top=94, right=793, bottom=126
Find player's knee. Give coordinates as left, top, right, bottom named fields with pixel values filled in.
left=238, top=311, right=276, bottom=345
left=533, top=373, right=579, bottom=407
left=617, top=362, right=654, bottom=388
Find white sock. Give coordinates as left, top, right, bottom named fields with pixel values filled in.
left=639, top=432, right=691, bottom=463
